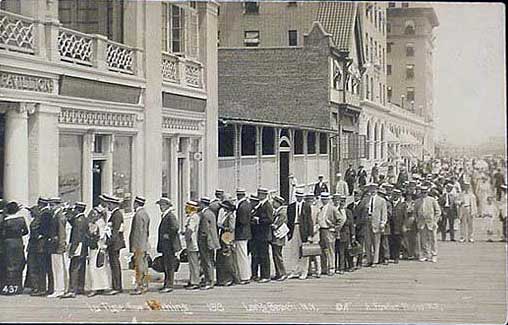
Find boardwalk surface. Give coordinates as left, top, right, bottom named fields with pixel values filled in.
left=1, top=224, right=506, bottom=323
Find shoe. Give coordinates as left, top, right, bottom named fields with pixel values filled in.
left=239, top=280, right=250, bottom=285
left=47, top=292, right=64, bottom=298
left=60, top=292, right=76, bottom=299
left=224, top=281, right=234, bottom=287
left=315, top=274, right=321, bottom=278
left=419, top=257, right=427, bottom=262
left=271, top=276, right=280, bottom=281
left=106, top=290, right=121, bottom=296
left=298, top=275, right=307, bottom=280
left=277, top=275, right=288, bottom=281
left=186, top=285, right=200, bottom=290
left=383, top=261, right=389, bottom=265
left=431, top=256, right=438, bottom=263
left=200, top=284, right=213, bottom=290
left=258, top=278, right=271, bottom=283
left=251, top=276, right=260, bottom=282
left=183, top=283, right=192, bottom=288
left=130, top=289, right=144, bottom=295
left=159, top=287, right=173, bottom=293
left=469, top=239, right=474, bottom=243
left=458, top=239, right=465, bottom=243
left=487, top=239, right=493, bottom=242
left=450, top=239, right=456, bottom=242
left=87, top=291, right=98, bottom=298
left=288, top=273, right=300, bottom=279
left=31, top=291, right=47, bottom=297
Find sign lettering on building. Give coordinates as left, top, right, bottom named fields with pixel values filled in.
left=0, top=72, right=54, bottom=93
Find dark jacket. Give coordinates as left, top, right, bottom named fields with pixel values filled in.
left=391, top=200, right=406, bottom=235
left=198, top=207, right=221, bottom=250
left=107, top=208, right=126, bottom=251
left=345, top=168, right=357, bottom=184
left=47, top=208, right=67, bottom=254
left=157, top=209, right=182, bottom=254
left=287, top=201, right=313, bottom=243
left=27, top=206, right=45, bottom=254
left=313, top=182, right=329, bottom=197
left=68, top=212, right=87, bottom=257
left=234, top=198, right=252, bottom=240
left=358, top=169, right=368, bottom=186
left=338, top=208, right=355, bottom=244
left=251, top=199, right=274, bottom=241
left=209, top=199, right=222, bottom=219
left=270, top=206, right=288, bottom=246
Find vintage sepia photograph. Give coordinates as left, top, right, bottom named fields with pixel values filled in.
left=0, top=0, right=506, bottom=323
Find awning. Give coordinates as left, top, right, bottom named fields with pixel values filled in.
left=388, top=145, right=397, bottom=158
left=385, top=128, right=400, bottom=143
left=400, top=132, right=419, bottom=145
left=340, top=116, right=356, bottom=132
left=401, top=146, right=418, bottom=159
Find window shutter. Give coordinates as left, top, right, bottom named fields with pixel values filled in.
left=185, top=9, right=199, bottom=59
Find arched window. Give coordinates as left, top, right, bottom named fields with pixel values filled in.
left=262, top=127, right=275, bottom=155
left=404, top=20, right=415, bottom=35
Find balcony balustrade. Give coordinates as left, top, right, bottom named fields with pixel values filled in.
left=0, top=10, right=35, bottom=54
left=162, top=51, right=204, bottom=89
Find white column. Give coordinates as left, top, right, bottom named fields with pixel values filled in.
left=4, top=104, right=29, bottom=205
left=198, top=2, right=219, bottom=195
left=28, top=104, right=59, bottom=204
left=82, top=133, right=94, bottom=208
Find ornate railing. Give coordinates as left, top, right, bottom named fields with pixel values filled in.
left=161, top=52, right=180, bottom=83
left=58, top=27, right=94, bottom=65
left=184, top=59, right=203, bottom=88
left=106, top=40, right=134, bottom=74
left=0, top=10, right=35, bottom=54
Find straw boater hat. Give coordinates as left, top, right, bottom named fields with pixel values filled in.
left=134, top=196, right=146, bottom=206
left=156, top=197, right=172, bottom=206
left=200, top=197, right=211, bottom=205
left=273, top=195, right=285, bottom=205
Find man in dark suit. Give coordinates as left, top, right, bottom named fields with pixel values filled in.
left=347, top=190, right=363, bottom=269
left=251, top=188, right=274, bottom=283
left=390, top=190, right=405, bottom=263
left=61, top=202, right=87, bottom=298
left=209, top=189, right=225, bottom=220
left=129, top=196, right=150, bottom=295
left=438, top=183, right=457, bottom=241
left=198, top=197, right=221, bottom=290
left=313, top=175, right=329, bottom=197
left=336, top=195, right=355, bottom=274
left=345, top=164, right=357, bottom=196
left=358, top=166, right=368, bottom=188
left=156, top=197, right=181, bottom=293
left=105, top=195, right=126, bottom=295
left=233, top=189, right=252, bottom=284
left=25, top=198, right=49, bottom=296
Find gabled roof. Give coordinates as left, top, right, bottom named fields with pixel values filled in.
left=316, top=2, right=357, bottom=51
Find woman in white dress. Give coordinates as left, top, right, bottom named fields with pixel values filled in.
left=476, top=175, right=492, bottom=217
left=85, top=206, right=112, bottom=297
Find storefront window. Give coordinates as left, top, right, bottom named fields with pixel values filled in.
left=58, top=134, right=83, bottom=203
left=113, top=136, right=132, bottom=212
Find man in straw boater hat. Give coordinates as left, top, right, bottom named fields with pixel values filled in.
left=61, top=202, right=88, bottom=298
left=233, top=189, right=252, bottom=285
left=104, top=195, right=126, bottom=295
left=415, top=186, right=441, bottom=263
left=157, top=197, right=182, bottom=293
left=198, top=197, right=220, bottom=290
left=129, top=196, right=150, bottom=295
left=251, top=188, right=274, bottom=283
left=316, top=192, right=339, bottom=276
left=46, top=197, right=68, bottom=298
left=270, top=195, right=288, bottom=281
left=183, top=200, right=200, bottom=290
left=457, top=181, right=477, bottom=243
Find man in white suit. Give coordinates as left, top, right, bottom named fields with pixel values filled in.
left=415, top=186, right=441, bottom=262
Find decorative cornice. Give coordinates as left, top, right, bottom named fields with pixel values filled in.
left=162, top=116, right=203, bottom=131
left=58, top=108, right=135, bottom=128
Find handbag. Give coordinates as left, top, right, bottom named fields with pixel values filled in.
left=96, top=249, right=105, bottom=268
left=300, top=242, right=322, bottom=257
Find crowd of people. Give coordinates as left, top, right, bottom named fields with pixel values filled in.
left=0, top=155, right=506, bottom=298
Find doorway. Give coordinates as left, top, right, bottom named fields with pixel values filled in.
left=92, top=160, right=104, bottom=207
left=279, top=152, right=290, bottom=202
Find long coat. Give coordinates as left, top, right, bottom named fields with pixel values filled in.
left=287, top=201, right=313, bottom=242
left=129, top=207, right=150, bottom=253
left=0, top=212, right=29, bottom=289
left=234, top=198, right=252, bottom=241
left=107, top=208, right=126, bottom=251
left=184, top=212, right=200, bottom=252
left=252, top=199, right=274, bottom=242
left=198, top=207, right=221, bottom=250
left=358, top=194, right=387, bottom=233
left=338, top=208, right=355, bottom=244
left=68, top=212, right=87, bottom=257
left=157, top=209, right=182, bottom=254
left=270, top=206, right=288, bottom=246
left=415, top=196, right=442, bottom=231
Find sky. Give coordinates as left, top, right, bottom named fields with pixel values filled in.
left=432, top=2, right=506, bottom=145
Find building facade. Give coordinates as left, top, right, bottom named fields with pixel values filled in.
left=0, top=0, right=219, bottom=243
left=386, top=2, right=439, bottom=161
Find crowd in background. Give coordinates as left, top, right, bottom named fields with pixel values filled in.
left=0, top=154, right=506, bottom=297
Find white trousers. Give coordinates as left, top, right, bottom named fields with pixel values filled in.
left=51, top=254, right=68, bottom=294
left=233, top=240, right=251, bottom=281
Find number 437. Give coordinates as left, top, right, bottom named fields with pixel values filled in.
left=2, top=285, right=18, bottom=294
